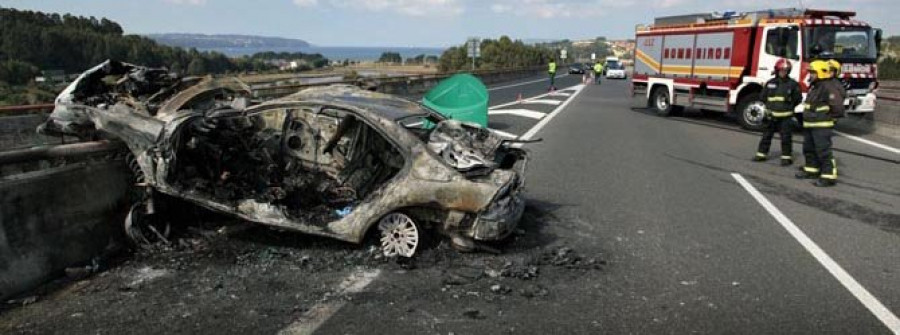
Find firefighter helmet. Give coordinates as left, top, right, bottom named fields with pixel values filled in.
left=827, top=59, right=842, bottom=77
left=808, top=60, right=833, bottom=79
left=774, top=59, right=792, bottom=74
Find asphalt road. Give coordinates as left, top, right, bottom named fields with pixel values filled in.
left=317, top=75, right=900, bottom=334
left=2, top=73, right=898, bottom=334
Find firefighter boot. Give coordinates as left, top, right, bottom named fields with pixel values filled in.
left=752, top=153, right=767, bottom=162
left=813, top=179, right=836, bottom=187
left=795, top=170, right=818, bottom=179
left=780, top=157, right=793, bottom=166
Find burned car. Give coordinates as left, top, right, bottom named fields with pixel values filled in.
left=40, top=60, right=529, bottom=257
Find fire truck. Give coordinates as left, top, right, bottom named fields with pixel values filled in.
left=631, top=8, right=882, bottom=130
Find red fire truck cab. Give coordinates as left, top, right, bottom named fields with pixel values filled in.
left=632, top=8, right=882, bottom=130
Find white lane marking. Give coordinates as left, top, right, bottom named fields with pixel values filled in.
left=487, top=73, right=568, bottom=92
left=732, top=173, right=900, bottom=334
left=489, top=87, right=576, bottom=110
left=279, top=268, right=382, bottom=335
left=549, top=92, right=572, bottom=97
left=489, top=129, right=519, bottom=139
left=519, top=84, right=586, bottom=141
left=488, top=109, right=546, bottom=120
left=522, top=99, right=562, bottom=106
left=835, top=131, right=900, bottom=155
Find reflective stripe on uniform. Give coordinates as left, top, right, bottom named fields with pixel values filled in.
left=815, top=105, right=830, bottom=112
left=821, top=159, right=838, bottom=180
left=804, top=166, right=820, bottom=173
left=770, top=110, right=793, bottom=118
left=756, top=152, right=766, bottom=158
left=768, top=96, right=786, bottom=102
left=780, top=155, right=792, bottom=160
left=804, top=120, right=835, bottom=128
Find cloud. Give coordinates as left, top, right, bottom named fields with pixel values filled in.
left=293, top=0, right=319, bottom=7
left=490, top=3, right=512, bottom=13
left=487, top=0, right=610, bottom=19
left=298, top=0, right=464, bottom=16
left=163, top=0, right=207, bottom=5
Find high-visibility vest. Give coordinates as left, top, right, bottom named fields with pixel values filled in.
left=593, top=63, right=603, bottom=73
left=548, top=62, right=557, bottom=73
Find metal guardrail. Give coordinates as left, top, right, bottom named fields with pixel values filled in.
left=0, top=140, right=123, bottom=165
left=1, top=66, right=547, bottom=113
left=0, top=104, right=54, bottom=115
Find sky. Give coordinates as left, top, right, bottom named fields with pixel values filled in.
left=0, top=0, right=897, bottom=47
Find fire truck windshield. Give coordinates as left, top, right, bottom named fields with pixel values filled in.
left=804, top=26, right=877, bottom=60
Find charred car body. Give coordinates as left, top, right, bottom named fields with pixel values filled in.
left=40, top=60, right=528, bottom=257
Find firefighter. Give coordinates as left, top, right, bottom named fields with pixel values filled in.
left=795, top=60, right=847, bottom=187
left=548, top=58, right=557, bottom=91
left=753, top=59, right=802, bottom=165
left=593, top=62, right=604, bottom=85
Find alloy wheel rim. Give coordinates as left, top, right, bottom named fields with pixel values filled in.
left=378, top=213, right=419, bottom=258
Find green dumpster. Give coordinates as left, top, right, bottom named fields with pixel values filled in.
left=422, top=74, right=489, bottom=127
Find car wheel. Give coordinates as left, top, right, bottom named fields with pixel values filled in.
left=735, top=95, right=769, bottom=131
left=125, top=202, right=171, bottom=248
left=378, top=212, right=425, bottom=258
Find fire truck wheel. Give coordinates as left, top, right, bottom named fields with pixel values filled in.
left=651, top=87, right=673, bottom=116
left=736, top=95, right=768, bottom=131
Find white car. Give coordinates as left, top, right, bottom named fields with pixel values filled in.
left=605, top=65, right=627, bottom=79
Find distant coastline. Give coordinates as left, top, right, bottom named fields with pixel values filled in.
left=195, top=46, right=447, bottom=61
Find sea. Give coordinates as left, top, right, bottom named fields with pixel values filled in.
left=197, top=46, right=447, bottom=61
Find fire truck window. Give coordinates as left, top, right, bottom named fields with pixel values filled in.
left=724, top=48, right=731, bottom=59
left=686, top=48, right=692, bottom=59
left=766, top=28, right=799, bottom=60
left=664, top=49, right=669, bottom=58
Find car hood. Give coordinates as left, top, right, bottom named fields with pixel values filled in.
left=426, top=120, right=505, bottom=173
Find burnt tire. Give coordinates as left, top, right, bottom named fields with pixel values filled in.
left=735, top=95, right=769, bottom=131
left=124, top=202, right=171, bottom=249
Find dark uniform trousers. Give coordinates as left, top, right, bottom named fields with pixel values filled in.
left=802, top=127, right=836, bottom=178
left=757, top=116, right=793, bottom=159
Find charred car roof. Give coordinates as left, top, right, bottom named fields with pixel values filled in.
left=276, top=85, right=442, bottom=121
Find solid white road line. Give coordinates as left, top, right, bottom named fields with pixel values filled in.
left=732, top=173, right=900, bottom=334
left=279, top=269, right=382, bottom=335
left=519, top=84, right=586, bottom=141
left=487, top=73, right=568, bottom=92
left=835, top=131, right=900, bottom=155
left=549, top=92, right=573, bottom=97
left=522, top=99, right=562, bottom=106
left=488, top=109, right=546, bottom=120
left=489, top=129, right=519, bottom=139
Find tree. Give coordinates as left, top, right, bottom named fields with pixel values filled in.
left=186, top=58, right=207, bottom=75
left=0, top=60, right=38, bottom=85
left=378, top=52, right=402, bottom=64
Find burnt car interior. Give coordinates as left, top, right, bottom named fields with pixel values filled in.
left=167, top=106, right=405, bottom=222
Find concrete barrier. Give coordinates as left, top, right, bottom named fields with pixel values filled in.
left=0, top=147, right=131, bottom=301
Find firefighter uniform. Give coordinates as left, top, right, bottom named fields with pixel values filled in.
left=548, top=60, right=557, bottom=90
left=756, top=76, right=802, bottom=163
left=797, top=60, right=847, bottom=187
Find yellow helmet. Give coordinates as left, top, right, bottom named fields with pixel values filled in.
left=808, top=60, right=833, bottom=79
left=827, top=59, right=842, bottom=77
